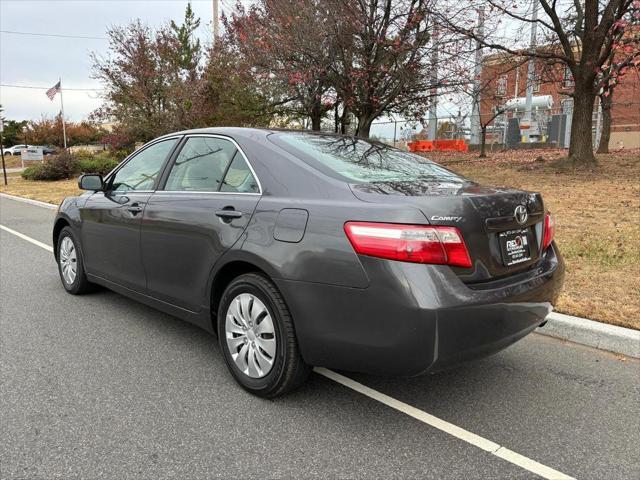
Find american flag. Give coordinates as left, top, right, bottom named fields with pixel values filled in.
left=46, top=81, right=61, bottom=101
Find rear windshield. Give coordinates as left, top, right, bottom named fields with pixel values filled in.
left=270, top=132, right=465, bottom=183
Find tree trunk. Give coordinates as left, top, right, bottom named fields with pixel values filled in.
left=596, top=92, right=612, bottom=154
left=479, top=125, right=487, bottom=158
left=356, top=115, right=373, bottom=138
left=567, top=86, right=597, bottom=165
left=309, top=99, right=323, bottom=131
left=340, top=107, right=350, bottom=134
left=334, top=103, right=340, bottom=133
left=310, top=113, right=322, bottom=131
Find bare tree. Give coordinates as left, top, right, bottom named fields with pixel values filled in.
left=432, top=0, right=638, bottom=166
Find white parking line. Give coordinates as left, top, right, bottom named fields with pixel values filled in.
left=314, top=368, right=575, bottom=480
left=1, top=223, right=574, bottom=480
left=0, top=224, right=53, bottom=253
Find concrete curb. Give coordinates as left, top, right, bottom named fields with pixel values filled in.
left=536, top=312, right=640, bottom=358
left=0, top=192, right=58, bottom=210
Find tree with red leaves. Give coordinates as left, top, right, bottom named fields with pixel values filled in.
left=225, top=0, right=337, bottom=130
left=328, top=0, right=434, bottom=137
left=226, top=0, right=438, bottom=137
left=92, top=4, right=272, bottom=143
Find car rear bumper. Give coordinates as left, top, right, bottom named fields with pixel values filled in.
left=275, top=243, right=565, bottom=376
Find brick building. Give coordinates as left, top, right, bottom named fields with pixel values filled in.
left=480, top=53, right=640, bottom=149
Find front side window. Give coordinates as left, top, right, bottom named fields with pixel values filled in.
left=270, top=133, right=465, bottom=184
left=165, top=137, right=237, bottom=192
left=111, top=139, right=177, bottom=192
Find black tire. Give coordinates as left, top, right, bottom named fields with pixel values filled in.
left=56, top=226, right=93, bottom=295
left=217, top=273, right=311, bottom=397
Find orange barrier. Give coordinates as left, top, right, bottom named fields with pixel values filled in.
left=433, top=139, right=468, bottom=152
left=407, top=140, right=434, bottom=152
left=408, top=139, right=468, bottom=153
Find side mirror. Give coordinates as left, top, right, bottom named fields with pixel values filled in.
left=78, top=174, right=104, bottom=191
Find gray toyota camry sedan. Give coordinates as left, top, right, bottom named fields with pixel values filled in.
left=53, top=128, right=564, bottom=397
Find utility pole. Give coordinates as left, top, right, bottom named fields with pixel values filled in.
left=522, top=0, right=539, bottom=142
left=594, top=96, right=602, bottom=149
left=428, top=23, right=439, bottom=141
left=470, top=7, right=484, bottom=145
left=393, top=120, right=398, bottom=147
left=0, top=118, right=7, bottom=186
left=213, top=0, right=220, bottom=43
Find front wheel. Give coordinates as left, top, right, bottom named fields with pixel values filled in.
left=218, top=273, right=310, bottom=397
left=56, top=226, right=93, bottom=294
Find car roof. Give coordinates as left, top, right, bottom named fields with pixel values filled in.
left=155, top=127, right=359, bottom=142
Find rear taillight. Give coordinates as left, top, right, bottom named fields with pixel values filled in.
left=344, top=222, right=472, bottom=268
left=542, top=212, right=555, bottom=251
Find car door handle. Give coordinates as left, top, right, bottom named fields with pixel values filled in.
left=127, top=203, right=144, bottom=214
left=215, top=209, right=243, bottom=219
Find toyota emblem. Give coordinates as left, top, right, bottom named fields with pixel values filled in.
left=514, top=205, right=528, bottom=225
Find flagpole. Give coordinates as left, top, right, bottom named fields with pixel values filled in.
left=59, top=78, right=68, bottom=150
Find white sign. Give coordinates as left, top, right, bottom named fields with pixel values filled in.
left=22, top=146, right=44, bottom=161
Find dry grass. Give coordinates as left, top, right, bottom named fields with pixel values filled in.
left=1, top=155, right=39, bottom=169
left=1, top=149, right=638, bottom=329
left=429, top=148, right=640, bottom=330
left=0, top=174, right=80, bottom=205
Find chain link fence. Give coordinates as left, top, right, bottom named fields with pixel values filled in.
left=363, top=100, right=640, bottom=151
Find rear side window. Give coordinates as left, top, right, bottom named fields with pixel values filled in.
left=220, top=155, right=259, bottom=193
left=270, top=132, right=465, bottom=184
left=165, top=137, right=237, bottom=192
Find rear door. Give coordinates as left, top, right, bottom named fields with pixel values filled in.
left=140, top=135, right=261, bottom=312
left=80, top=137, right=179, bottom=290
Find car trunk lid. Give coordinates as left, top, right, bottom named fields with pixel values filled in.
left=349, top=179, right=545, bottom=282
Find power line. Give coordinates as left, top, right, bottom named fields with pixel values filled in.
left=0, top=30, right=107, bottom=40
left=1, top=84, right=102, bottom=91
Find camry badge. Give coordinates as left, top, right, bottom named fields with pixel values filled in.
left=514, top=205, right=528, bottom=225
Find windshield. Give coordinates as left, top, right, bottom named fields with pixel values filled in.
left=270, top=132, right=466, bottom=184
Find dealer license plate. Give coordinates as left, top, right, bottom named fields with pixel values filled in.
left=498, top=228, right=532, bottom=266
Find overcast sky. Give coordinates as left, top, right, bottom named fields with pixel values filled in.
left=0, top=0, right=441, bottom=139
left=0, top=0, right=225, bottom=122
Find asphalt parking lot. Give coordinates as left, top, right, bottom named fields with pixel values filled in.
left=1, top=195, right=639, bottom=480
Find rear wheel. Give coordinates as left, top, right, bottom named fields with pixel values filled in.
left=217, top=273, right=310, bottom=397
left=57, top=227, right=92, bottom=294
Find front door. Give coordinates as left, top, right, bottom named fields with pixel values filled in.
left=140, top=135, right=261, bottom=312
left=80, top=138, right=179, bottom=290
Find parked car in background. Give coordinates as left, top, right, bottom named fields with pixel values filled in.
left=2, top=144, right=31, bottom=155
left=2, top=145, right=56, bottom=156
left=52, top=128, right=564, bottom=398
